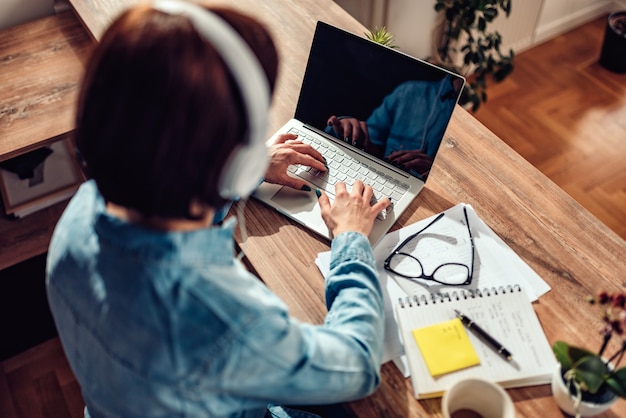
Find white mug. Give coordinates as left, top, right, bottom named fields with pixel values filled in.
left=441, top=377, right=515, bottom=418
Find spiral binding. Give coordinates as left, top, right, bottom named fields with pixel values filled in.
left=397, top=284, right=522, bottom=308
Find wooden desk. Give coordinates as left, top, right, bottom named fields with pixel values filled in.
left=68, top=1, right=626, bottom=416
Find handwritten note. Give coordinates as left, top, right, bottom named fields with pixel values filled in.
left=396, top=286, right=556, bottom=399
left=412, top=318, right=480, bottom=376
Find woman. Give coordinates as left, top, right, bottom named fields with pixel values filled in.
left=46, top=1, right=390, bottom=417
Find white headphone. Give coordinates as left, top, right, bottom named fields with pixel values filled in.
left=152, top=0, right=270, bottom=199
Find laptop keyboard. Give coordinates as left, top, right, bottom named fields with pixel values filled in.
left=285, top=128, right=409, bottom=216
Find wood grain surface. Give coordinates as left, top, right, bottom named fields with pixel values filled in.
left=0, top=11, right=92, bottom=162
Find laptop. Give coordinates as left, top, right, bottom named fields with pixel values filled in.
left=253, top=21, right=465, bottom=245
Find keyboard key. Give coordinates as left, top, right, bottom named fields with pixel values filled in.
left=284, top=129, right=409, bottom=207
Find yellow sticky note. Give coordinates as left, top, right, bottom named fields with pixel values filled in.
left=412, top=318, right=480, bottom=377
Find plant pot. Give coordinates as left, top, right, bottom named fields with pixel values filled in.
left=599, top=11, right=626, bottom=73
left=551, top=364, right=618, bottom=417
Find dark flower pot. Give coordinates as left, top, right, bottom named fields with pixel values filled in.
left=599, top=11, right=626, bottom=73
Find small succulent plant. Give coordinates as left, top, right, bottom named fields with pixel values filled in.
left=365, top=26, right=397, bottom=49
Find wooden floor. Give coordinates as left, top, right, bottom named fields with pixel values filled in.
left=1, top=15, right=625, bottom=418
left=0, top=338, right=83, bottom=418
left=474, top=14, right=626, bottom=241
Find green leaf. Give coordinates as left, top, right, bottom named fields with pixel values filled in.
left=569, top=345, right=597, bottom=364
left=605, top=367, right=626, bottom=398
left=574, top=356, right=607, bottom=394
left=470, top=96, right=480, bottom=111
left=446, top=8, right=456, bottom=22
left=553, top=341, right=573, bottom=370
left=493, top=63, right=513, bottom=81
left=483, top=7, right=498, bottom=22
left=365, top=26, right=397, bottom=49
left=501, top=0, right=512, bottom=16
left=478, top=17, right=486, bottom=31
left=476, top=48, right=485, bottom=63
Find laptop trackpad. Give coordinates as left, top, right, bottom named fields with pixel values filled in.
left=270, top=187, right=318, bottom=213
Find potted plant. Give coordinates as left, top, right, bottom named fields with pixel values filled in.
left=431, top=0, right=514, bottom=111
left=365, top=26, right=398, bottom=49
left=599, top=11, right=626, bottom=73
left=552, top=291, right=626, bottom=417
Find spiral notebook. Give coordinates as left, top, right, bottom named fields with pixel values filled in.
left=396, top=285, right=556, bottom=399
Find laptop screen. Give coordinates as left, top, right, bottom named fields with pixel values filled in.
left=294, top=21, right=465, bottom=181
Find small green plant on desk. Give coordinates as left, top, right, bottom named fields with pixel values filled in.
left=365, top=26, right=397, bottom=49
left=553, top=291, right=626, bottom=415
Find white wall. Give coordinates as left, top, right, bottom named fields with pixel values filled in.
left=335, top=0, right=626, bottom=58
left=385, top=0, right=438, bottom=59
left=488, top=0, right=544, bottom=53
left=535, top=0, right=617, bottom=44
left=333, top=0, right=388, bottom=29
left=333, top=0, right=440, bottom=59
left=382, top=0, right=540, bottom=58
left=0, top=0, right=55, bottom=31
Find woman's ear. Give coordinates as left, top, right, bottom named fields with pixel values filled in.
left=189, top=198, right=210, bottom=219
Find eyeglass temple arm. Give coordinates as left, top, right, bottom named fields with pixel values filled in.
left=463, top=206, right=475, bottom=279
left=392, top=212, right=446, bottom=252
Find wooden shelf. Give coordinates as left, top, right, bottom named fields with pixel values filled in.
left=68, top=0, right=131, bottom=42
left=0, top=10, right=92, bottom=270
left=0, top=10, right=93, bottom=162
left=0, top=199, right=69, bottom=271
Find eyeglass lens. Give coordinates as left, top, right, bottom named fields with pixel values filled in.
left=386, top=208, right=473, bottom=286
left=386, top=255, right=470, bottom=285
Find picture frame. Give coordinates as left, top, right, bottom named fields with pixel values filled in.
left=0, top=137, right=84, bottom=217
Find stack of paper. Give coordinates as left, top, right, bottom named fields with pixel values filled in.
left=314, top=203, right=551, bottom=376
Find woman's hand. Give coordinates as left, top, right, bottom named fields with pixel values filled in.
left=317, top=180, right=390, bottom=238
left=386, top=149, right=434, bottom=178
left=326, top=115, right=370, bottom=149
left=264, top=133, right=327, bottom=190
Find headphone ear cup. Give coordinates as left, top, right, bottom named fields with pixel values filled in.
left=218, top=140, right=269, bottom=199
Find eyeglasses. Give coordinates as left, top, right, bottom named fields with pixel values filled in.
left=383, top=206, right=475, bottom=286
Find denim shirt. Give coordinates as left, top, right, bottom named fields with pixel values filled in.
left=46, top=181, right=384, bottom=418
left=366, top=77, right=457, bottom=159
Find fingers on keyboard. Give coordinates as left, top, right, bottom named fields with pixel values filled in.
left=284, top=129, right=406, bottom=210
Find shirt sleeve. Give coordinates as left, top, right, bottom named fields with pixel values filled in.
left=206, top=232, right=385, bottom=408
left=324, top=231, right=384, bottom=367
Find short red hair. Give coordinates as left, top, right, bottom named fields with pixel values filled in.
left=74, top=4, right=278, bottom=218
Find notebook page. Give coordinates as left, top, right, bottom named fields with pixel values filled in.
left=396, top=286, right=555, bottom=399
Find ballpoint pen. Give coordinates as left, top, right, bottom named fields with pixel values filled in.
left=455, top=309, right=513, bottom=362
